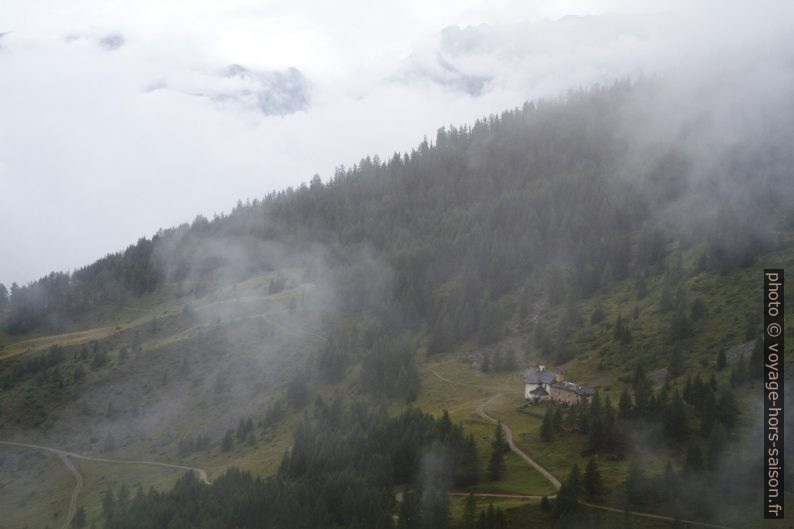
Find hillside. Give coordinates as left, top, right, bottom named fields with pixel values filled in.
left=0, top=79, right=792, bottom=529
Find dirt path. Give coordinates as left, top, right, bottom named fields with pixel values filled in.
left=450, top=492, right=547, bottom=500
left=426, top=367, right=735, bottom=529
left=0, top=440, right=211, bottom=528
left=475, top=393, right=561, bottom=489
left=56, top=452, right=82, bottom=529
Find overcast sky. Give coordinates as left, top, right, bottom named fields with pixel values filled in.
left=0, top=0, right=790, bottom=286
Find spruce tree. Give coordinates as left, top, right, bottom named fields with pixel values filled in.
left=663, top=391, right=688, bottom=442
left=461, top=493, right=477, bottom=529
left=488, top=421, right=507, bottom=480
left=552, top=407, right=563, bottom=433
left=222, top=430, right=233, bottom=452
left=584, top=458, right=604, bottom=497
left=716, top=390, right=739, bottom=429
left=553, top=464, right=581, bottom=518
left=716, top=350, right=727, bottom=370
left=540, top=408, right=554, bottom=441
left=614, top=313, right=624, bottom=341
left=618, top=387, right=633, bottom=418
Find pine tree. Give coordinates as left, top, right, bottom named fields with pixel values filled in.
left=716, top=390, right=739, bottom=429
left=618, top=387, right=633, bottom=418
left=237, top=418, right=247, bottom=441
left=614, top=313, right=624, bottom=341
left=700, top=390, right=717, bottom=436
left=716, top=350, right=727, bottom=370
left=460, top=434, right=480, bottom=485
left=663, top=390, right=688, bottom=442
left=488, top=421, right=507, bottom=480
left=222, top=430, right=233, bottom=452
left=552, top=407, right=563, bottom=433
left=0, top=283, right=7, bottom=312
left=540, top=408, right=554, bottom=441
left=461, top=493, right=477, bottom=529
left=553, top=464, right=581, bottom=518
left=668, top=348, right=684, bottom=379
left=584, top=458, right=604, bottom=497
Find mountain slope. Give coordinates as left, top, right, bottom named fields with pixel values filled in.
left=1, top=79, right=792, bottom=529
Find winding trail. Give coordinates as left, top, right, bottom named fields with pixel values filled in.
left=425, top=366, right=735, bottom=529
left=475, top=394, right=561, bottom=490
left=0, top=440, right=211, bottom=529
left=450, top=492, right=547, bottom=500
left=56, top=452, right=82, bottom=529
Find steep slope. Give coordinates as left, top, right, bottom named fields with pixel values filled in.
left=1, top=79, right=792, bottom=529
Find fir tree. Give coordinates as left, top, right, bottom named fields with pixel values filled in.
left=488, top=421, right=507, bottom=480
left=461, top=493, right=477, bottom=529
left=552, top=407, right=563, bottom=433
left=619, top=387, right=633, bottom=418
left=716, top=350, right=727, bottom=370
left=222, top=430, right=233, bottom=452
left=540, top=407, right=554, bottom=441
left=584, top=458, right=604, bottom=497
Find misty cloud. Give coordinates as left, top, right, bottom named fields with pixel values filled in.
left=1, top=1, right=793, bottom=286
left=98, top=33, right=125, bottom=50
left=215, top=64, right=311, bottom=116
left=144, top=63, right=311, bottom=116
left=394, top=53, right=491, bottom=96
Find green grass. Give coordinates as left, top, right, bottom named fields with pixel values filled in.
left=2, top=247, right=791, bottom=528
left=414, top=358, right=557, bottom=496
left=0, top=269, right=323, bottom=528
left=0, top=446, right=75, bottom=529
left=75, top=459, right=187, bottom=529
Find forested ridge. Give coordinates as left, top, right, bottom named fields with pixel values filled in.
left=3, top=79, right=790, bottom=341
left=1, top=78, right=792, bottom=529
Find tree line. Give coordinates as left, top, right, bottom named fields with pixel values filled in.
left=102, top=400, right=482, bottom=529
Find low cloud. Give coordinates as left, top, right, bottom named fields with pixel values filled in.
left=98, top=33, right=125, bottom=50
left=0, top=1, right=792, bottom=285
